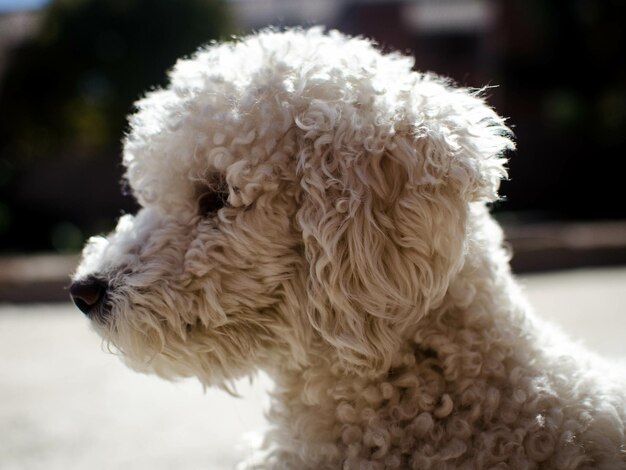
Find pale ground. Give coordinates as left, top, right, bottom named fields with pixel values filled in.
left=1, top=267, right=625, bottom=470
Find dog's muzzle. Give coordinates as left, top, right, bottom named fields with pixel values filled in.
left=70, top=277, right=109, bottom=318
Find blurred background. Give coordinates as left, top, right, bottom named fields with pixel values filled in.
left=0, top=1, right=624, bottom=469
left=1, top=0, right=626, bottom=273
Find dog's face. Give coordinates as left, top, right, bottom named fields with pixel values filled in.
left=71, top=28, right=511, bottom=384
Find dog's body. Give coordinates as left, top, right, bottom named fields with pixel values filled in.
left=71, top=28, right=626, bottom=469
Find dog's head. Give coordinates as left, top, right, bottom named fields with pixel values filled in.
left=71, top=28, right=512, bottom=383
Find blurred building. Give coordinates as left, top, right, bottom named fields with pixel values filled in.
left=232, top=0, right=339, bottom=27
left=0, top=0, right=625, bottom=256
left=232, top=0, right=626, bottom=222
left=232, top=0, right=498, bottom=86
left=0, top=9, right=40, bottom=77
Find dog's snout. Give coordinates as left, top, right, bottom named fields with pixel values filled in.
left=70, top=278, right=108, bottom=316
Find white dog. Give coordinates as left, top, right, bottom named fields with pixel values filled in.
left=71, top=28, right=626, bottom=469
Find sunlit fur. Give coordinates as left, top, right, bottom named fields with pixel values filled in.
left=73, top=28, right=626, bottom=469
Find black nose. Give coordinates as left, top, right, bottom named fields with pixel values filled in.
left=70, top=278, right=107, bottom=316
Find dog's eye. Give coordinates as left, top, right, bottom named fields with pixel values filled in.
left=196, top=173, right=230, bottom=216
left=197, top=190, right=228, bottom=215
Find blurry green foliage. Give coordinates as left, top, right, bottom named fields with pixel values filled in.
left=0, top=0, right=234, bottom=161
left=496, top=0, right=626, bottom=218
left=0, top=0, right=233, bottom=253
left=506, top=0, right=626, bottom=140
left=50, top=220, right=83, bottom=252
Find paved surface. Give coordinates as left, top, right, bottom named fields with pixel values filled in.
left=1, top=267, right=626, bottom=470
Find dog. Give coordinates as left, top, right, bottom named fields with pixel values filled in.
left=71, top=28, right=626, bottom=469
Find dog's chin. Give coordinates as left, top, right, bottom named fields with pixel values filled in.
left=90, top=323, right=190, bottom=381
left=86, top=308, right=252, bottom=387
left=115, top=346, right=246, bottom=388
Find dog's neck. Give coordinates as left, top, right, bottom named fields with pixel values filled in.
left=257, top=210, right=541, bottom=467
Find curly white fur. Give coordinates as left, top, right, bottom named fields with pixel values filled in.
left=73, top=28, right=626, bottom=469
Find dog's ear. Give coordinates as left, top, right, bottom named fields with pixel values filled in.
left=296, top=82, right=513, bottom=375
